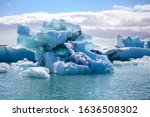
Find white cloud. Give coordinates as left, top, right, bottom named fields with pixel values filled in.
left=1, top=10, right=150, bottom=27
left=113, top=4, right=150, bottom=11
left=0, top=4, right=150, bottom=45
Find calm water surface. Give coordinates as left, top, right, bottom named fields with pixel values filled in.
left=0, top=61, right=150, bottom=100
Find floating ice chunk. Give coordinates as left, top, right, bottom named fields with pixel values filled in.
left=118, top=47, right=150, bottom=61
left=117, top=35, right=145, bottom=48
left=11, top=58, right=36, bottom=68
left=0, top=46, right=35, bottom=62
left=113, top=56, right=150, bottom=66
left=0, top=63, right=11, bottom=74
left=103, top=47, right=150, bottom=61
left=20, top=67, right=50, bottom=79
left=130, top=56, right=150, bottom=64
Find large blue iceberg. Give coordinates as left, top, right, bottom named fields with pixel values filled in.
left=17, top=20, right=114, bottom=74
left=1, top=20, right=150, bottom=75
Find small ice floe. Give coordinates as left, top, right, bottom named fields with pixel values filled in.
left=0, top=62, right=11, bottom=74
left=19, top=67, right=50, bottom=79
left=0, top=45, right=35, bottom=63
left=11, top=58, right=36, bottom=68
left=113, top=56, right=150, bottom=66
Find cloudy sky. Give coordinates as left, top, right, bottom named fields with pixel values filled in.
left=0, top=0, right=150, bottom=45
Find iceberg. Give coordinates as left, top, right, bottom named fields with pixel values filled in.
left=99, top=34, right=150, bottom=61
left=11, top=58, right=36, bottom=68
left=0, top=45, right=35, bottom=63
left=103, top=47, right=150, bottom=61
left=1, top=19, right=150, bottom=76
left=117, top=34, right=145, bottom=48
left=113, top=56, right=150, bottom=66
left=20, top=67, right=50, bottom=79
left=17, top=20, right=114, bottom=74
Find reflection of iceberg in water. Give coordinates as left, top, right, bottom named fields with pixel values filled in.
left=17, top=20, right=114, bottom=74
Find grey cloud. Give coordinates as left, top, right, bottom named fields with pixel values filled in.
left=84, top=28, right=150, bottom=39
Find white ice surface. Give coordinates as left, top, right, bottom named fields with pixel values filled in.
left=0, top=63, right=11, bottom=74
left=20, top=67, right=50, bottom=79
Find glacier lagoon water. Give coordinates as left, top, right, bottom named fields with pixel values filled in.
left=0, top=61, right=150, bottom=100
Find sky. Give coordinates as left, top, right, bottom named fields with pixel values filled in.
left=0, top=0, right=150, bottom=45
left=0, top=0, right=150, bottom=16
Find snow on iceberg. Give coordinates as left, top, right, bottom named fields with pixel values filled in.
left=113, top=56, right=150, bottom=66
left=0, top=62, right=11, bottom=74
left=17, top=20, right=114, bottom=74
left=20, top=67, right=50, bottom=79
left=11, top=58, right=36, bottom=68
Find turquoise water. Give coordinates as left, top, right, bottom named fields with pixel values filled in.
left=0, top=60, right=150, bottom=100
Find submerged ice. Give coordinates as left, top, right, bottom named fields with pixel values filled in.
left=17, top=20, right=114, bottom=74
